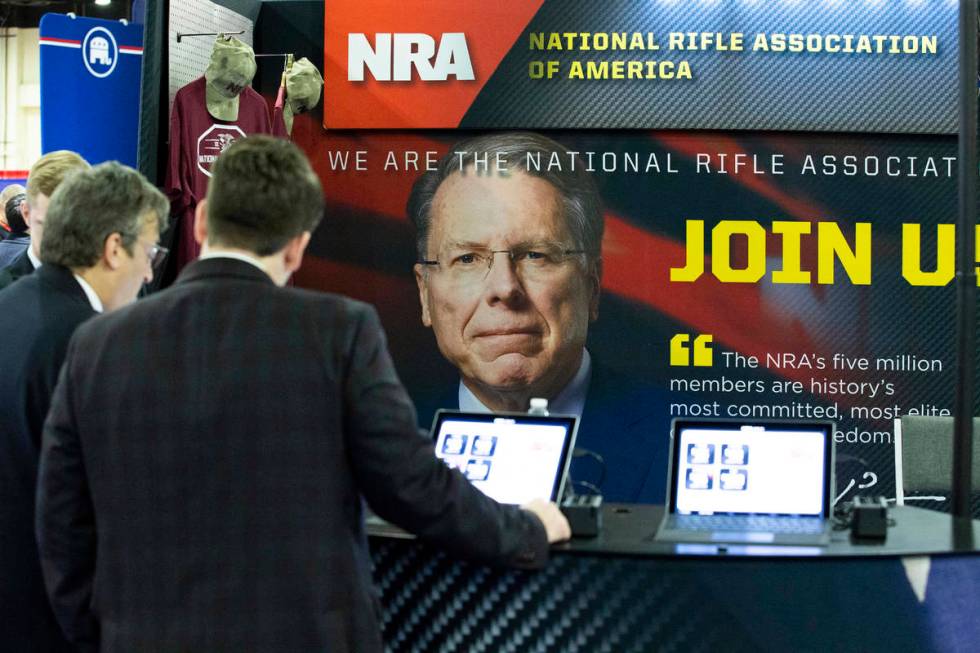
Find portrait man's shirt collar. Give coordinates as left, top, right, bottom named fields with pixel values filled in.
left=458, top=348, right=592, bottom=416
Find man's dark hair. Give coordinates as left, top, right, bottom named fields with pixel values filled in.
left=207, top=135, right=324, bottom=256
left=406, top=132, right=603, bottom=261
left=42, top=162, right=168, bottom=268
left=5, top=194, right=27, bottom=234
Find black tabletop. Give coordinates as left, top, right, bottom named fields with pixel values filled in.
left=367, top=503, right=980, bottom=558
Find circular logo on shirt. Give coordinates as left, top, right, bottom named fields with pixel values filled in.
left=82, top=27, right=118, bottom=79
left=196, top=125, right=247, bottom=178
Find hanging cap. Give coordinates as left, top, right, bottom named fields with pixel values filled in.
left=283, top=57, right=323, bottom=134
left=204, top=35, right=257, bottom=122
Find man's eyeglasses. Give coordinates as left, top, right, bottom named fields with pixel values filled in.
left=420, top=242, right=586, bottom=285
left=143, top=242, right=169, bottom=270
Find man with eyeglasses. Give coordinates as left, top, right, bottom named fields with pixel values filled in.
left=0, top=161, right=167, bottom=652
left=409, top=132, right=671, bottom=504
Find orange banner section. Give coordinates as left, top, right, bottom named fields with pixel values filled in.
left=324, top=0, right=543, bottom=128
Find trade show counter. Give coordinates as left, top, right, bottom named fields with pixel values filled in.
left=368, top=505, right=980, bottom=652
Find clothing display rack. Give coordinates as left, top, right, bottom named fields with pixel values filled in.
left=175, top=29, right=245, bottom=44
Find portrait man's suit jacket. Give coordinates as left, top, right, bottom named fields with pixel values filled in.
left=0, top=264, right=96, bottom=652
left=573, top=363, right=672, bottom=504
left=36, top=257, right=548, bottom=653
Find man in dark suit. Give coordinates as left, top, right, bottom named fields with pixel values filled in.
left=0, top=192, right=30, bottom=267
left=0, top=238, right=33, bottom=283
left=0, top=183, right=25, bottom=241
left=408, top=132, right=671, bottom=504
left=0, top=162, right=168, bottom=652
left=36, top=136, right=569, bottom=653
left=0, top=151, right=90, bottom=291
left=0, top=182, right=26, bottom=239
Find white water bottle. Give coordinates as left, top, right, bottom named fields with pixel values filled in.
left=528, top=397, right=549, bottom=416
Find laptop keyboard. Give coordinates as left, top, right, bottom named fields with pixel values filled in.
left=674, top=514, right=824, bottom=534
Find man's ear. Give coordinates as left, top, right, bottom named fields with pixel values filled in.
left=589, top=257, right=602, bottom=322
left=414, top=264, right=432, bottom=327
left=283, top=231, right=311, bottom=275
left=193, top=200, right=209, bottom=246
left=21, top=201, right=31, bottom=228
left=102, top=233, right=126, bottom=270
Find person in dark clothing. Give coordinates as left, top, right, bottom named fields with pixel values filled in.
left=0, top=162, right=167, bottom=652
left=0, top=193, right=30, bottom=267
left=35, top=136, right=569, bottom=653
left=0, top=183, right=26, bottom=241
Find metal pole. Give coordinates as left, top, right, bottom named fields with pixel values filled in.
left=953, top=0, right=977, bottom=522
left=175, top=30, right=245, bottom=44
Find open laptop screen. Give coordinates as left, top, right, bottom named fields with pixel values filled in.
left=432, top=410, right=578, bottom=505
left=671, top=420, right=833, bottom=517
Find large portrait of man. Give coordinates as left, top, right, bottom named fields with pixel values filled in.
left=407, top=132, right=671, bottom=503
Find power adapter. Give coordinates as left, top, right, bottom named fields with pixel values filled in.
left=560, top=494, right=603, bottom=537
left=851, top=496, right=888, bottom=542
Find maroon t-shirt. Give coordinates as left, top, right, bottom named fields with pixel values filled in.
left=272, top=82, right=289, bottom=139
left=165, top=77, right=272, bottom=271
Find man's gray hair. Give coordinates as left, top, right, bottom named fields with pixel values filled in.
left=406, top=132, right=603, bottom=261
left=41, top=161, right=169, bottom=268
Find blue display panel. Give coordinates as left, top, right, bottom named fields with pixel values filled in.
left=39, top=14, right=143, bottom=166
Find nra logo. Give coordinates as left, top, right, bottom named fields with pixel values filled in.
left=347, top=33, right=474, bottom=82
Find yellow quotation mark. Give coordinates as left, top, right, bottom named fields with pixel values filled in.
left=670, top=334, right=714, bottom=367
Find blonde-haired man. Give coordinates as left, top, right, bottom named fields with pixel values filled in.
left=0, top=151, right=89, bottom=287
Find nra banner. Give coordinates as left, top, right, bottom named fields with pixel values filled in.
left=291, top=126, right=963, bottom=506
left=323, top=0, right=956, bottom=132
left=302, top=1, right=973, bottom=508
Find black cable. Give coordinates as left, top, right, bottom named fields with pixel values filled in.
left=571, top=480, right=601, bottom=496
left=572, top=447, right=606, bottom=489
left=831, top=501, right=854, bottom=531
left=832, top=498, right=897, bottom=532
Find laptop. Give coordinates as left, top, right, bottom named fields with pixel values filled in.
left=431, top=409, right=579, bottom=504
left=656, top=418, right=835, bottom=546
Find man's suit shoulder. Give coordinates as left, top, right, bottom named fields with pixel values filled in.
left=283, top=285, right=374, bottom=314
left=0, top=272, right=96, bottom=387
left=282, top=285, right=384, bottom=333
left=591, top=362, right=668, bottom=411
left=0, top=271, right=93, bottom=326
left=0, top=251, right=33, bottom=290
left=576, top=361, right=672, bottom=503
left=72, top=282, right=382, bottom=350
